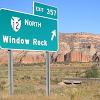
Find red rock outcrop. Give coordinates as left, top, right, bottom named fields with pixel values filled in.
left=0, top=33, right=100, bottom=64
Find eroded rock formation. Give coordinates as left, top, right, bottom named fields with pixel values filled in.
left=0, top=33, right=100, bottom=64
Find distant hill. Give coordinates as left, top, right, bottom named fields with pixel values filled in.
left=0, top=32, right=100, bottom=64
left=58, top=32, right=100, bottom=62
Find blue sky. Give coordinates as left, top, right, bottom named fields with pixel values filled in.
left=0, top=0, right=100, bottom=34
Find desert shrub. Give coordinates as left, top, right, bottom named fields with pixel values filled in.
left=51, top=77, right=62, bottom=84
left=85, top=65, right=99, bottom=78
left=0, top=80, right=7, bottom=90
left=21, top=75, right=31, bottom=80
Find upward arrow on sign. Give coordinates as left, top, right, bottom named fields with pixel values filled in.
left=51, top=30, right=56, bottom=41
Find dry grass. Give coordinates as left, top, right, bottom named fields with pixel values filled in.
left=1, top=95, right=68, bottom=100
left=1, top=81, right=100, bottom=100
left=0, top=63, right=100, bottom=100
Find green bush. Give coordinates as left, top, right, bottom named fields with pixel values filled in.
left=85, top=65, right=99, bottom=78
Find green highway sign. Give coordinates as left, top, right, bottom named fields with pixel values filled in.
left=33, top=2, right=57, bottom=19
left=0, top=9, right=58, bottom=51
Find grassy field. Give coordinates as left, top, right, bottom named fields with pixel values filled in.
left=0, top=63, right=100, bottom=100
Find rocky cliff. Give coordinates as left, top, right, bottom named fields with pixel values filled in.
left=0, top=32, right=100, bottom=64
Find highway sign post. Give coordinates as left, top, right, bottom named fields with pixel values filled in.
left=33, top=2, right=58, bottom=96
left=46, top=51, right=50, bottom=96
left=0, top=9, right=58, bottom=51
left=8, top=50, right=13, bottom=95
left=0, top=2, right=58, bottom=96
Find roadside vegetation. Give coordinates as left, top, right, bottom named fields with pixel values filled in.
left=0, top=62, right=100, bottom=100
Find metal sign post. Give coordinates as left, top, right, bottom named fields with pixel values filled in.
left=8, top=50, right=14, bottom=95
left=46, top=51, right=50, bottom=96
left=33, top=2, right=58, bottom=96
